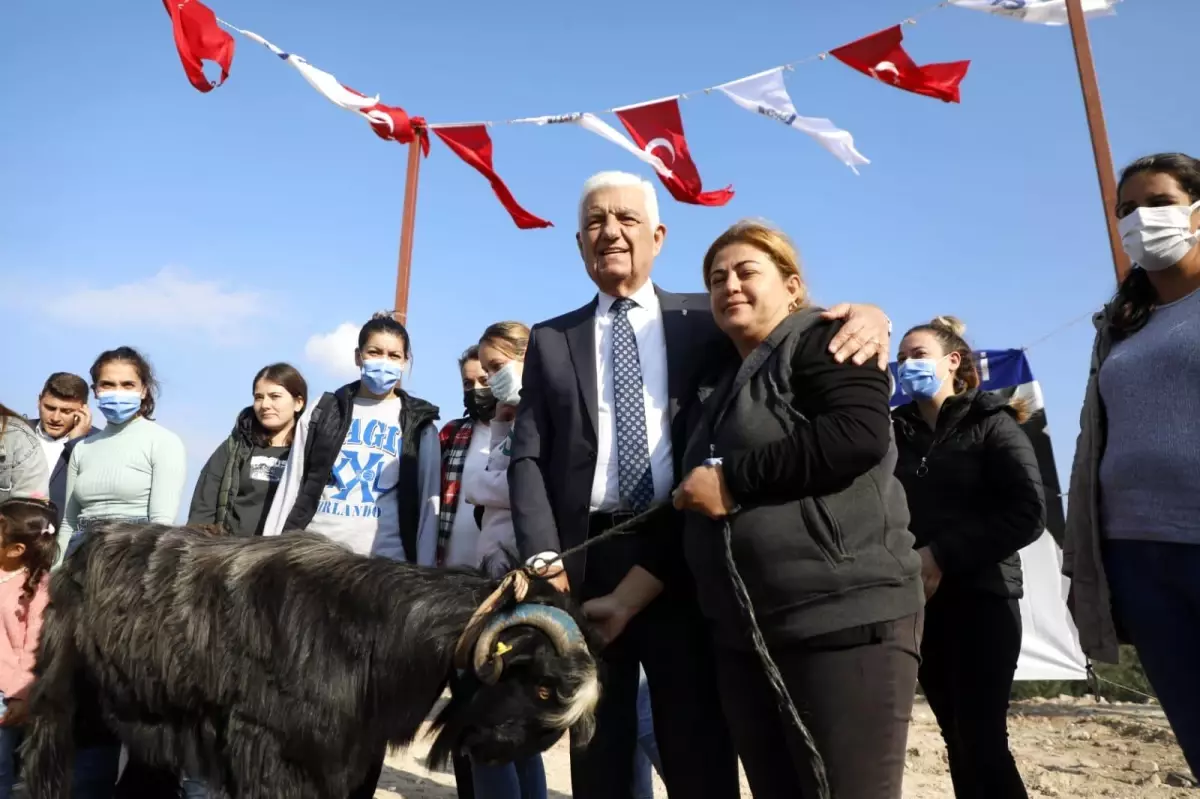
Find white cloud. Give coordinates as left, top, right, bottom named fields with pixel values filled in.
left=46, top=266, right=266, bottom=343
left=304, top=322, right=361, bottom=380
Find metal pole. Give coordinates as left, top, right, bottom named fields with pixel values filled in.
left=393, top=132, right=424, bottom=325
left=1065, top=0, right=1130, bottom=284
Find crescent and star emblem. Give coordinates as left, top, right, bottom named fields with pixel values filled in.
left=868, top=61, right=901, bottom=83
left=643, top=137, right=676, bottom=165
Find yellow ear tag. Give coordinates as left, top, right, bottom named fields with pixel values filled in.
left=494, top=640, right=513, bottom=658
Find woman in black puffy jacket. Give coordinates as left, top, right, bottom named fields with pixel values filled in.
left=893, top=315, right=1045, bottom=799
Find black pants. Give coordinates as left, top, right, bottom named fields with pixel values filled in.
left=920, top=586, right=1027, bottom=799
left=714, top=613, right=922, bottom=799
left=571, top=562, right=739, bottom=799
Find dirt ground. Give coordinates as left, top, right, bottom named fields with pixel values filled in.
left=374, top=696, right=1195, bottom=798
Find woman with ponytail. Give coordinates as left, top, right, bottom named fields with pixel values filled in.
left=1064, top=152, right=1200, bottom=780
left=893, top=316, right=1045, bottom=798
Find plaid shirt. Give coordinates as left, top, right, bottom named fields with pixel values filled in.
left=436, top=417, right=476, bottom=566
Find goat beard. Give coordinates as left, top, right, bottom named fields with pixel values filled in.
left=426, top=646, right=601, bottom=769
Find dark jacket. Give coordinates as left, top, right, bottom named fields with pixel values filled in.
left=25, top=415, right=97, bottom=528
left=680, top=309, right=923, bottom=649
left=509, top=287, right=732, bottom=597
left=284, top=382, right=439, bottom=564
left=1063, top=307, right=1121, bottom=662
left=188, top=407, right=257, bottom=532
left=893, top=389, right=1045, bottom=599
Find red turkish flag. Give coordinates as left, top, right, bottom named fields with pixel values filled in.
left=615, top=99, right=733, bottom=207
left=161, top=0, right=234, bottom=93
left=343, top=86, right=432, bottom=155
left=433, top=126, right=553, bottom=230
left=830, top=26, right=969, bottom=104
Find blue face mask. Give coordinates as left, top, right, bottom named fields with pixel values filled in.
left=897, top=358, right=945, bottom=400
left=361, top=359, right=404, bottom=396
left=97, top=391, right=142, bottom=425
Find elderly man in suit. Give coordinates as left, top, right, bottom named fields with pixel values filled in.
left=509, top=170, right=893, bottom=799
left=30, top=372, right=96, bottom=526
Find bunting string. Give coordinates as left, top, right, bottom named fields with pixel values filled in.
left=163, top=0, right=1119, bottom=228
left=421, top=0, right=955, bottom=128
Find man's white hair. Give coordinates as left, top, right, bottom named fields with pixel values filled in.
left=577, top=171, right=660, bottom=232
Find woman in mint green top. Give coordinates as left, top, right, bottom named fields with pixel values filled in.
left=59, top=347, right=187, bottom=562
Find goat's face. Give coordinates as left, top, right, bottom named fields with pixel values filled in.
left=428, top=605, right=600, bottom=768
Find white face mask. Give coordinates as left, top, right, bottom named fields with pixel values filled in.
left=488, top=361, right=523, bottom=406
left=1118, top=201, right=1200, bottom=273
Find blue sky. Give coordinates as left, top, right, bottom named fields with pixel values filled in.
left=3, top=0, right=1196, bottom=519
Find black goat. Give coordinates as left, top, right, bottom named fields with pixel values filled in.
left=23, top=522, right=600, bottom=799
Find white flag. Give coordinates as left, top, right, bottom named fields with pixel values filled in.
left=220, top=23, right=381, bottom=111
left=514, top=112, right=673, bottom=178
left=718, top=68, right=869, bottom=174
left=950, top=0, right=1118, bottom=25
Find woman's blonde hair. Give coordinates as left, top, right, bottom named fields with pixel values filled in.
left=479, top=321, right=531, bottom=361
left=701, top=220, right=809, bottom=312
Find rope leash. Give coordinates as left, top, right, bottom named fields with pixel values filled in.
left=720, top=519, right=830, bottom=799
left=527, top=502, right=831, bottom=799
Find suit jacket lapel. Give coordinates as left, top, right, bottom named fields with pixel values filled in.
left=658, top=287, right=693, bottom=424
left=565, top=298, right=600, bottom=437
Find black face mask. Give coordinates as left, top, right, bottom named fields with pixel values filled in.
left=465, top=388, right=498, bottom=422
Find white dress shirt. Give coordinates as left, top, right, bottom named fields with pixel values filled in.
left=589, top=279, right=674, bottom=512
left=35, top=423, right=68, bottom=472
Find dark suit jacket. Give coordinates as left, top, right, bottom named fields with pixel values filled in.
left=25, top=416, right=98, bottom=528
left=509, top=286, right=734, bottom=595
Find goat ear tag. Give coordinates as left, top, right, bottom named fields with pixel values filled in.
left=494, top=641, right=513, bottom=657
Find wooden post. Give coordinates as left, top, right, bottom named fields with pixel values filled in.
left=1065, top=0, right=1131, bottom=284
left=393, top=132, right=424, bottom=325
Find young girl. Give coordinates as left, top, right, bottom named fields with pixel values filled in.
left=0, top=496, right=59, bottom=799
left=893, top=316, right=1045, bottom=798
left=463, top=321, right=548, bottom=799
left=189, top=363, right=308, bottom=536
left=58, top=346, right=187, bottom=562
left=261, top=312, right=441, bottom=799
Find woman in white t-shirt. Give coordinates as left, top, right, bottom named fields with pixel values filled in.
left=462, top=321, right=548, bottom=799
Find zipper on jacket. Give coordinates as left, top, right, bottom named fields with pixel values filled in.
left=911, top=401, right=971, bottom=478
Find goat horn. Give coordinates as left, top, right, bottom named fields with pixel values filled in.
left=452, top=571, right=531, bottom=673
left=471, top=605, right=585, bottom=685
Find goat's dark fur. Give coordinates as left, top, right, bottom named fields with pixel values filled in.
left=23, top=522, right=600, bottom=799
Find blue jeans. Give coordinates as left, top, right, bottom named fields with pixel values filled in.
left=181, top=776, right=209, bottom=798
left=0, top=726, right=20, bottom=799
left=1105, top=539, right=1200, bottom=778
left=471, top=755, right=547, bottom=799
left=71, top=745, right=121, bottom=799
left=632, top=664, right=661, bottom=799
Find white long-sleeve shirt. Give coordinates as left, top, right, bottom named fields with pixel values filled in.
left=462, top=420, right=516, bottom=575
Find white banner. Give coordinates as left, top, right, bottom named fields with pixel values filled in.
left=718, top=68, right=870, bottom=174
left=1017, top=531, right=1087, bottom=680
left=220, top=24, right=381, bottom=111
left=513, top=112, right=673, bottom=178
left=951, top=0, right=1119, bottom=26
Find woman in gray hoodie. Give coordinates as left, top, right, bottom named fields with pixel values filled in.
left=0, top=404, right=49, bottom=504
left=1064, top=152, right=1200, bottom=781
